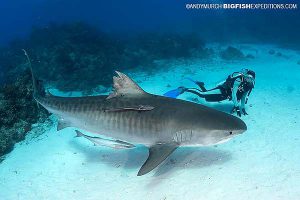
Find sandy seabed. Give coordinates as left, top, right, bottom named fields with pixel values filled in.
left=0, top=44, right=299, bottom=200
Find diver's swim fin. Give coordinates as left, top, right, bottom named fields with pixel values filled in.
left=163, top=87, right=186, bottom=98
left=186, top=78, right=206, bottom=92
left=185, top=77, right=196, bottom=83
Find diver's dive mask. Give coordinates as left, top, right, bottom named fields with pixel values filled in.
left=242, top=68, right=256, bottom=79
left=244, top=74, right=255, bottom=87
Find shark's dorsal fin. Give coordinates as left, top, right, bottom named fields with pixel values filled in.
left=137, top=142, right=178, bottom=176
left=107, top=71, right=146, bottom=99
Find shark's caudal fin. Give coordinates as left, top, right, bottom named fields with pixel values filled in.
left=23, top=49, right=45, bottom=99
left=107, top=71, right=147, bottom=99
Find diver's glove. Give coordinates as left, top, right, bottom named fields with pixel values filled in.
left=231, top=106, right=241, bottom=117
left=242, top=108, right=248, bottom=115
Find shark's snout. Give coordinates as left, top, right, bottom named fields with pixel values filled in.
left=220, top=114, right=247, bottom=136
left=232, top=117, right=247, bottom=135
left=239, top=119, right=247, bottom=132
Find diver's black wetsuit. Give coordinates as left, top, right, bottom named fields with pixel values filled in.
left=163, top=70, right=255, bottom=116
left=186, top=88, right=228, bottom=102
left=185, top=73, right=254, bottom=104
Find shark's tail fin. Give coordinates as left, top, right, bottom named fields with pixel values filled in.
left=22, top=49, right=45, bottom=98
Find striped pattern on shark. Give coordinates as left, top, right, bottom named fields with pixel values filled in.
left=24, top=50, right=247, bottom=176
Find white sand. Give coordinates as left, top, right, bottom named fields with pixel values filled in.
left=0, top=44, right=300, bottom=200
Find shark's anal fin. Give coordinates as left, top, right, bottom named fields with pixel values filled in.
left=75, top=130, right=135, bottom=149
left=57, top=118, right=72, bottom=131
left=107, top=71, right=147, bottom=99
left=104, top=105, right=154, bottom=112
left=137, top=143, right=179, bottom=176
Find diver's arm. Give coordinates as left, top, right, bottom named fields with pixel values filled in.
left=240, top=92, right=248, bottom=115
left=240, top=92, right=248, bottom=110
left=231, top=79, right=241, bottom=116
left=232, top=79, right=239, bottom=107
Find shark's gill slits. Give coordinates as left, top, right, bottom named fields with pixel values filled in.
left=189, top=130, right=193, bottom=141
left=174, top=132, right=179, bottom=143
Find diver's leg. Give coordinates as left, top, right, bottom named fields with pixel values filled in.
left=196, top=82, right=222, bottom=93
left=186, top=78, right=207, bottom=92
left=185, top=89, right=227, bottom=102
left=195, top=82, right=207, bottom=92
left=203, top=94, right=228, bottom=102
left=186, top=77, right=223, bottom=93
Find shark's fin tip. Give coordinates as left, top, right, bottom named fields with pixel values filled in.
left=138, top=142, right=178, bottom=176
left=74, top=130, right=83, bottom=137
left=57, top=118, right=71, bottom=131
left=107, top=71, right=147, bottom=99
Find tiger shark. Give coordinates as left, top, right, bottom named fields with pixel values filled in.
left=26, top=52, right=247, bottom=176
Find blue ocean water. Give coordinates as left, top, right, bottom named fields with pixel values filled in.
left=0, top=1, right=300, bottom=200
left=0, top=0, right=299, bottom=46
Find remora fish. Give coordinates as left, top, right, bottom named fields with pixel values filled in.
left=26, top=52, right=247, bottom=176
left=75, top=130, right=135, bottom=149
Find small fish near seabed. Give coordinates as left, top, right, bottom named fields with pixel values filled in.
left=25, top=51, right=247, bottom=176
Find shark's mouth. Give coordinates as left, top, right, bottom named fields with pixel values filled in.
left=214, top=137, right=232, bottom=145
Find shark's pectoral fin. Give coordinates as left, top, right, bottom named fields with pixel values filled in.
left=57, top=118, right=72, bottom=131
left=107, top=71, right=147, bottom=99
left=137, top=142, right=179, bottom=176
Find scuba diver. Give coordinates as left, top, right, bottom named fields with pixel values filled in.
left=164, top=69, right=256, bottom=117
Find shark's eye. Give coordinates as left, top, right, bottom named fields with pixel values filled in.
left=229, top=131, right=233, bottom=135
